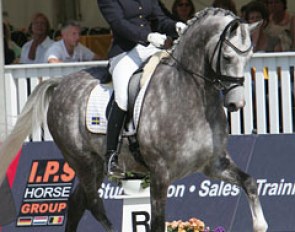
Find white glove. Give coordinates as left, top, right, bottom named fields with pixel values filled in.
left=147, top=32, right=167, bottom=48
left=175, top=22, right=187, bottom=36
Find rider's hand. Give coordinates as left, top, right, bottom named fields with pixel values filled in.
left=147, top=32, right=167, bottom=48
left=175, top=22, right=187, bottom=36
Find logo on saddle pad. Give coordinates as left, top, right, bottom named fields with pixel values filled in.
left=85, top=51, right=169, bottom=134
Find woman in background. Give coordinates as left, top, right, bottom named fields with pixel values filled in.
left=172, top=0, right=195, bottom=22
left=20, top=13, right=53, bottom=64
left=245, top=0, right=282, bottom=52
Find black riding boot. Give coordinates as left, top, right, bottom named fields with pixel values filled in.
left=105, top=102, right=126, bottom=178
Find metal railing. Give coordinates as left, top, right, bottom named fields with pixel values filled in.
left=1, top=53, right=295, bottom=141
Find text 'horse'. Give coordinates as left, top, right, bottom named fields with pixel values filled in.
left=0, top=8, right=267, bottom=232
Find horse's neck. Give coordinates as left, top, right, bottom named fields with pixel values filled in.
left=172, top=24, right=209, bottom=78
left=172, top=47, right=205, bottom=84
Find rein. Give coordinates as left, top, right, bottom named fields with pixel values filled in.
left=165, top=18, right=252, bottom=92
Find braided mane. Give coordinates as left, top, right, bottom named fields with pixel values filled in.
left=172, top=7, right=238, bottom=50
left=187, top=7, right=236, bottom=26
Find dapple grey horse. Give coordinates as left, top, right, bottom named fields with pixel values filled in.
left=0, top=8, right=268, bottom=232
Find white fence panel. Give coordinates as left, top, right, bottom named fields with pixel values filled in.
left=228, top=52, right=295, bottom=135
left=279, top=57, right=293, bottom=133
left=266, top=58, right=280, bottom=134
left=243, top=66, right=254, bottom=134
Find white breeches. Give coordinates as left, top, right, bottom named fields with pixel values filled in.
left=109, top=44, right=160, bottom=111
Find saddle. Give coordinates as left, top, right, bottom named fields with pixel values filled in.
left=85, top=51, right=169, bottom=135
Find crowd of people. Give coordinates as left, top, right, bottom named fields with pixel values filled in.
left=2, top=12, right=103, bottom=65
left=242, top=0, right=295, bottom=52
left=210, top=0, right=295, bottom=52
left=2, top=0, right=295, bottom=66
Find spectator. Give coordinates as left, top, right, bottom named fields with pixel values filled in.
left=3, top=11, right=22, bottom=60
left=3, top=23, right=16, bottom=64
left=45, top=20, right=102, bottom=63
left=212, top=0, right=238, bottom=15
left=265, top=0, right=295, bottom=51
left=245, top=0, right=282, bottom=52
left=20, top=13, right=54, bottom=64
left=3, top=22, right=21, bottom=62
left=172, top=0, right=195, bottom=22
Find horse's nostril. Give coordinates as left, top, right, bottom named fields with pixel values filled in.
left=227, top=103, right=237, bottom=112
left=227, top=100, right=245, bottom=112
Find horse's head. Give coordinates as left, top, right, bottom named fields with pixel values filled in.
left=207, top=13, right=260, bottom=112
left=171, top=8, right=260, bottom=112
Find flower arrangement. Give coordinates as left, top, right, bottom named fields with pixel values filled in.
left=166, top=218, right=225, bottom=232
left=166, top=217, right=208, bottom=232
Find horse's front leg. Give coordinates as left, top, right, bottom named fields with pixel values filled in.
left=149, top=173, right=169, bottom=232
left=205, top=151, right=268, bottom=232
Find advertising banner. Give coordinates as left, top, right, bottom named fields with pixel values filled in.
left=1, top=134, right=295, bottom=232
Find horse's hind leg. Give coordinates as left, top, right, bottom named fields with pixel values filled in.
left=205, top=151, right=268, bottom=232
left=65, top=183, right=87, bottom=231
left=65, top=152, right=114, bottom=232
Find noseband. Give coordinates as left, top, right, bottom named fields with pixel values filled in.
left=210, top=18, right=252, bottom=93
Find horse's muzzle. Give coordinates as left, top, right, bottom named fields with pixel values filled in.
left=225, top=100, right=246, bottom=112
left=224, top=85, right=245, bottom=112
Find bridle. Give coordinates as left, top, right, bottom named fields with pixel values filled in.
left=210, top=18, right=252, bottom=93
left=166, top=18, right=252, bottom=93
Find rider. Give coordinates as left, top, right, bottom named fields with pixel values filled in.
left=97, top=0, right=187, bottom=178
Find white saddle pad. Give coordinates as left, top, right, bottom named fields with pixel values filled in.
left=85, top=79, right=151, bottom=135
left=86, top=51, right=168, bottom=134
left=86, top=84, right=113, bottom=134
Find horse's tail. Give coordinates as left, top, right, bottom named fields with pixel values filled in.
left=0, top=78, right=62, bottom=185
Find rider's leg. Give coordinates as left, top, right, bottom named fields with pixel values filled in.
left=105, top=52, right=139, bottom=178
left=105, top=101, right=126, bottom=178
left=105, top=44, right=161, bottom=178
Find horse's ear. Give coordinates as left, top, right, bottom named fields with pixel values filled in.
left=248, top=20, right=263, bottom=33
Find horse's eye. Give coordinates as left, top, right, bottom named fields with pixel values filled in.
left=223, top=55, right=232, bottom=62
